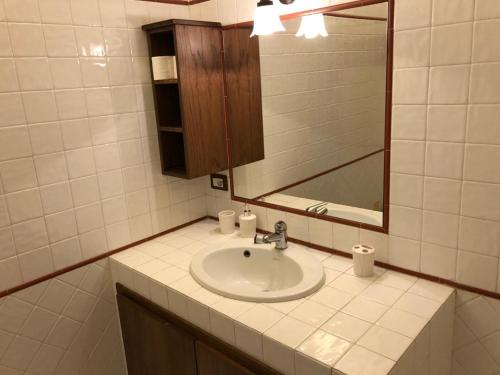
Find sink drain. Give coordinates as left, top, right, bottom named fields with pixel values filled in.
left=243, top=250, right=251, bottom=258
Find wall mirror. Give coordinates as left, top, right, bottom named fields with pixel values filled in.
left=224, top=0, right=393, bottom=233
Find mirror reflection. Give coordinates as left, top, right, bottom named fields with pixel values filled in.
left=230, top=3, right=389, bottom=227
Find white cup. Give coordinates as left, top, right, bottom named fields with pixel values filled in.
left=218, top=210, right=236, bottom=234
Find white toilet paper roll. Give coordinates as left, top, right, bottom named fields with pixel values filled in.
left=352, top=244, right=375, bottom=277
left=152, top=56, right=177, bottom=81
left=218, top=210, right=236, bottom=235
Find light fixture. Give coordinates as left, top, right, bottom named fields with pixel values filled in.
left=251, top=0, right=293, bottom=37
left=296, top=13, right=328, bottom=39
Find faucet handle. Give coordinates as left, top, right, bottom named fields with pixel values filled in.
left=274, top=221, right=287, bottom=233
left=254, top=233, right=264, bottom=244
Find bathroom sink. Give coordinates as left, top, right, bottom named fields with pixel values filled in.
left=189, top=240, right=325, bottom=302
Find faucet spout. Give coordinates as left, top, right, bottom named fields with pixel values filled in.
left=254, top=221, right=288, bottom=250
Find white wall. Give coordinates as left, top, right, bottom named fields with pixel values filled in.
left=0, top=0, right=211, bottom=373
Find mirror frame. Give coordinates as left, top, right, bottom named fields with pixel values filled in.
left=224, top=0, right=394, bottom=234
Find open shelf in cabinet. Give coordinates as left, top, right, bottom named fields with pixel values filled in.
left=160, top=131, right=187, bottom=178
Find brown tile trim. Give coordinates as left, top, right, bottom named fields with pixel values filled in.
left=254, top=148, right=385, bottom=201
left=324, top=12, right=388, bottom=21
left=224, top=0, right=393, bottom=235
left=205, top=216, right=500, bottom=301
left=0, top=216, right=209, bottom=299
left=138, top=0, right=211, bottom=5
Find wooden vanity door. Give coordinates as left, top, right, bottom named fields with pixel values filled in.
left=195, top=341, right=256, bottom=375
left=117, top=294, right=197, bottom=375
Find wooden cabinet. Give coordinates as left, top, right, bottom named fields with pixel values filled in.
left=117, top=294, right=196, bottom=375
left=196, top=341, right=256, bottom=375
left=116, top=284, right=280, bottom=375
left=143, top=20, right=228, bottom=179
left=223, top=27, right=265, bottom=168
left=143, top=20, right=265, bottom=179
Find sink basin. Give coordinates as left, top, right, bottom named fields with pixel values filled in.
left=189, top=240, right=325, bottom=302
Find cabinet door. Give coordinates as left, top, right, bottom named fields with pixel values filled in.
left=117, top=294, right=197, bottom=375
left=223, top=27, right=264, bottom=169
left=195, top=341, right=256, bottom=375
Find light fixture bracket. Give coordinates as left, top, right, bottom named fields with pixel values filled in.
left=257, top=0, right=294, bottom=7
left=256, top=0, right=273, bottom=6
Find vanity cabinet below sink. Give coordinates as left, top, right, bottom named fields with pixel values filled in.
left=116, top=284, right=280, bottom=375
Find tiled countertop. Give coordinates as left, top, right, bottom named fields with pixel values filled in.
left=110, top=219, right=455, bottom=375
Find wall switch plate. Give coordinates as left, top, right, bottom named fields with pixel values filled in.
left=210, top=174, right=228, bottom=191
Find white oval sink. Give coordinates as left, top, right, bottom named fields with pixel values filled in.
left=190, top=240, right=325, bottom=302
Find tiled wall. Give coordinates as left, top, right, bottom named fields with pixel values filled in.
left=232, top=15, right=387, bottom=199
left=0, top=260, right=127, bottom=374
left=1, top=0, right=500, bottom=374
left=0, top=0, right=209, bottom=293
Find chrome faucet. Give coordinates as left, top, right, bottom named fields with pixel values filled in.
left=306, top=201, right=328, bottom=214
left=254, top=221, right=288, bottom=250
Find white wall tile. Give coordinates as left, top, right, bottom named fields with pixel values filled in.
left=4, top=0, right=40, bottom=23
left=430, top=23, right=473, bottom=66
left=393, top=68, right=429, bottom=104
left=43, top=25, right=78, bottom=57
left=28, top=122, right=63, bottom=155
left=394, top=0, right=432, bottom=31
left=49, top=58, right=83, bottom=89
left=425, top=142, right=464, bottom=180
left=38, top=0, right=73, bottom=25
left=427, top=105, right=467, bottom=142
left=391, top=141, right=425, bottom=175
left=0, top=59, right=19, bottom=93
left=459, top=216, right=500, bottom=257
left=462, top=182, right=500, bottom=221
left=45, top=209, right=77, bottom=243
left=34, top=152, right=68, bottom=186
left=429, top=65, right=470, bottom=104
left=421, top=242, right=457, bottom=280
left=6, top=189, right=43, bottom=223
left=70, top=0, right=102, bottom=26
left=70, top=175, right=100, bottom=207
left=457, top=251, right=499, bottom=292
left=40, top=182, right=73, bottom=214
left=0, top=93, right=25, bottom=127
left=389, top=205, right=422, bottom=240
left=470, top=63, right=500, bottom=104
left=464, top=144, right=500, bottom=184
left=12, top=217, right=48, bottom=254
left=0, top=158, right=37, bottom=193
left=8, top=23, right=46, bottom=57
left=432, top=0, right=474, bottom=25
left=394, top=29, right=430, bottom=68
left=423, top=177, right=461, bottom=214
left=22, top=91, right=58, bottom=124
left=392, top=105, right=427, bottom=141
left=390, top=173, right=423, bottom=209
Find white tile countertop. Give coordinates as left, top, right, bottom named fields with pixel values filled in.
left=109, top=219, right=456, bottom=375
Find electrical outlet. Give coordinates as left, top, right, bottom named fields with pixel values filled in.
left=210, top=174, right=228, bottom=191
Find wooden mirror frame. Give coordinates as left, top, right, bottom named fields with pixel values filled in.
left=225, top=0, right=394, bottom=234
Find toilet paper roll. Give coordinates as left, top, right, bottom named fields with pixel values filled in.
left=352, top=244, right=375, bottom=277
left=152, top=56, right=177, bottom=81
left=218, top=210, right=236, bottom=235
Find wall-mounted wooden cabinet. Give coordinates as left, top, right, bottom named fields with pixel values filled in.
left=143, top=20, right=228, bottom=179
left=222, top=27, right=265, bottom=169
left=143, top=20, right=265, bottom=179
